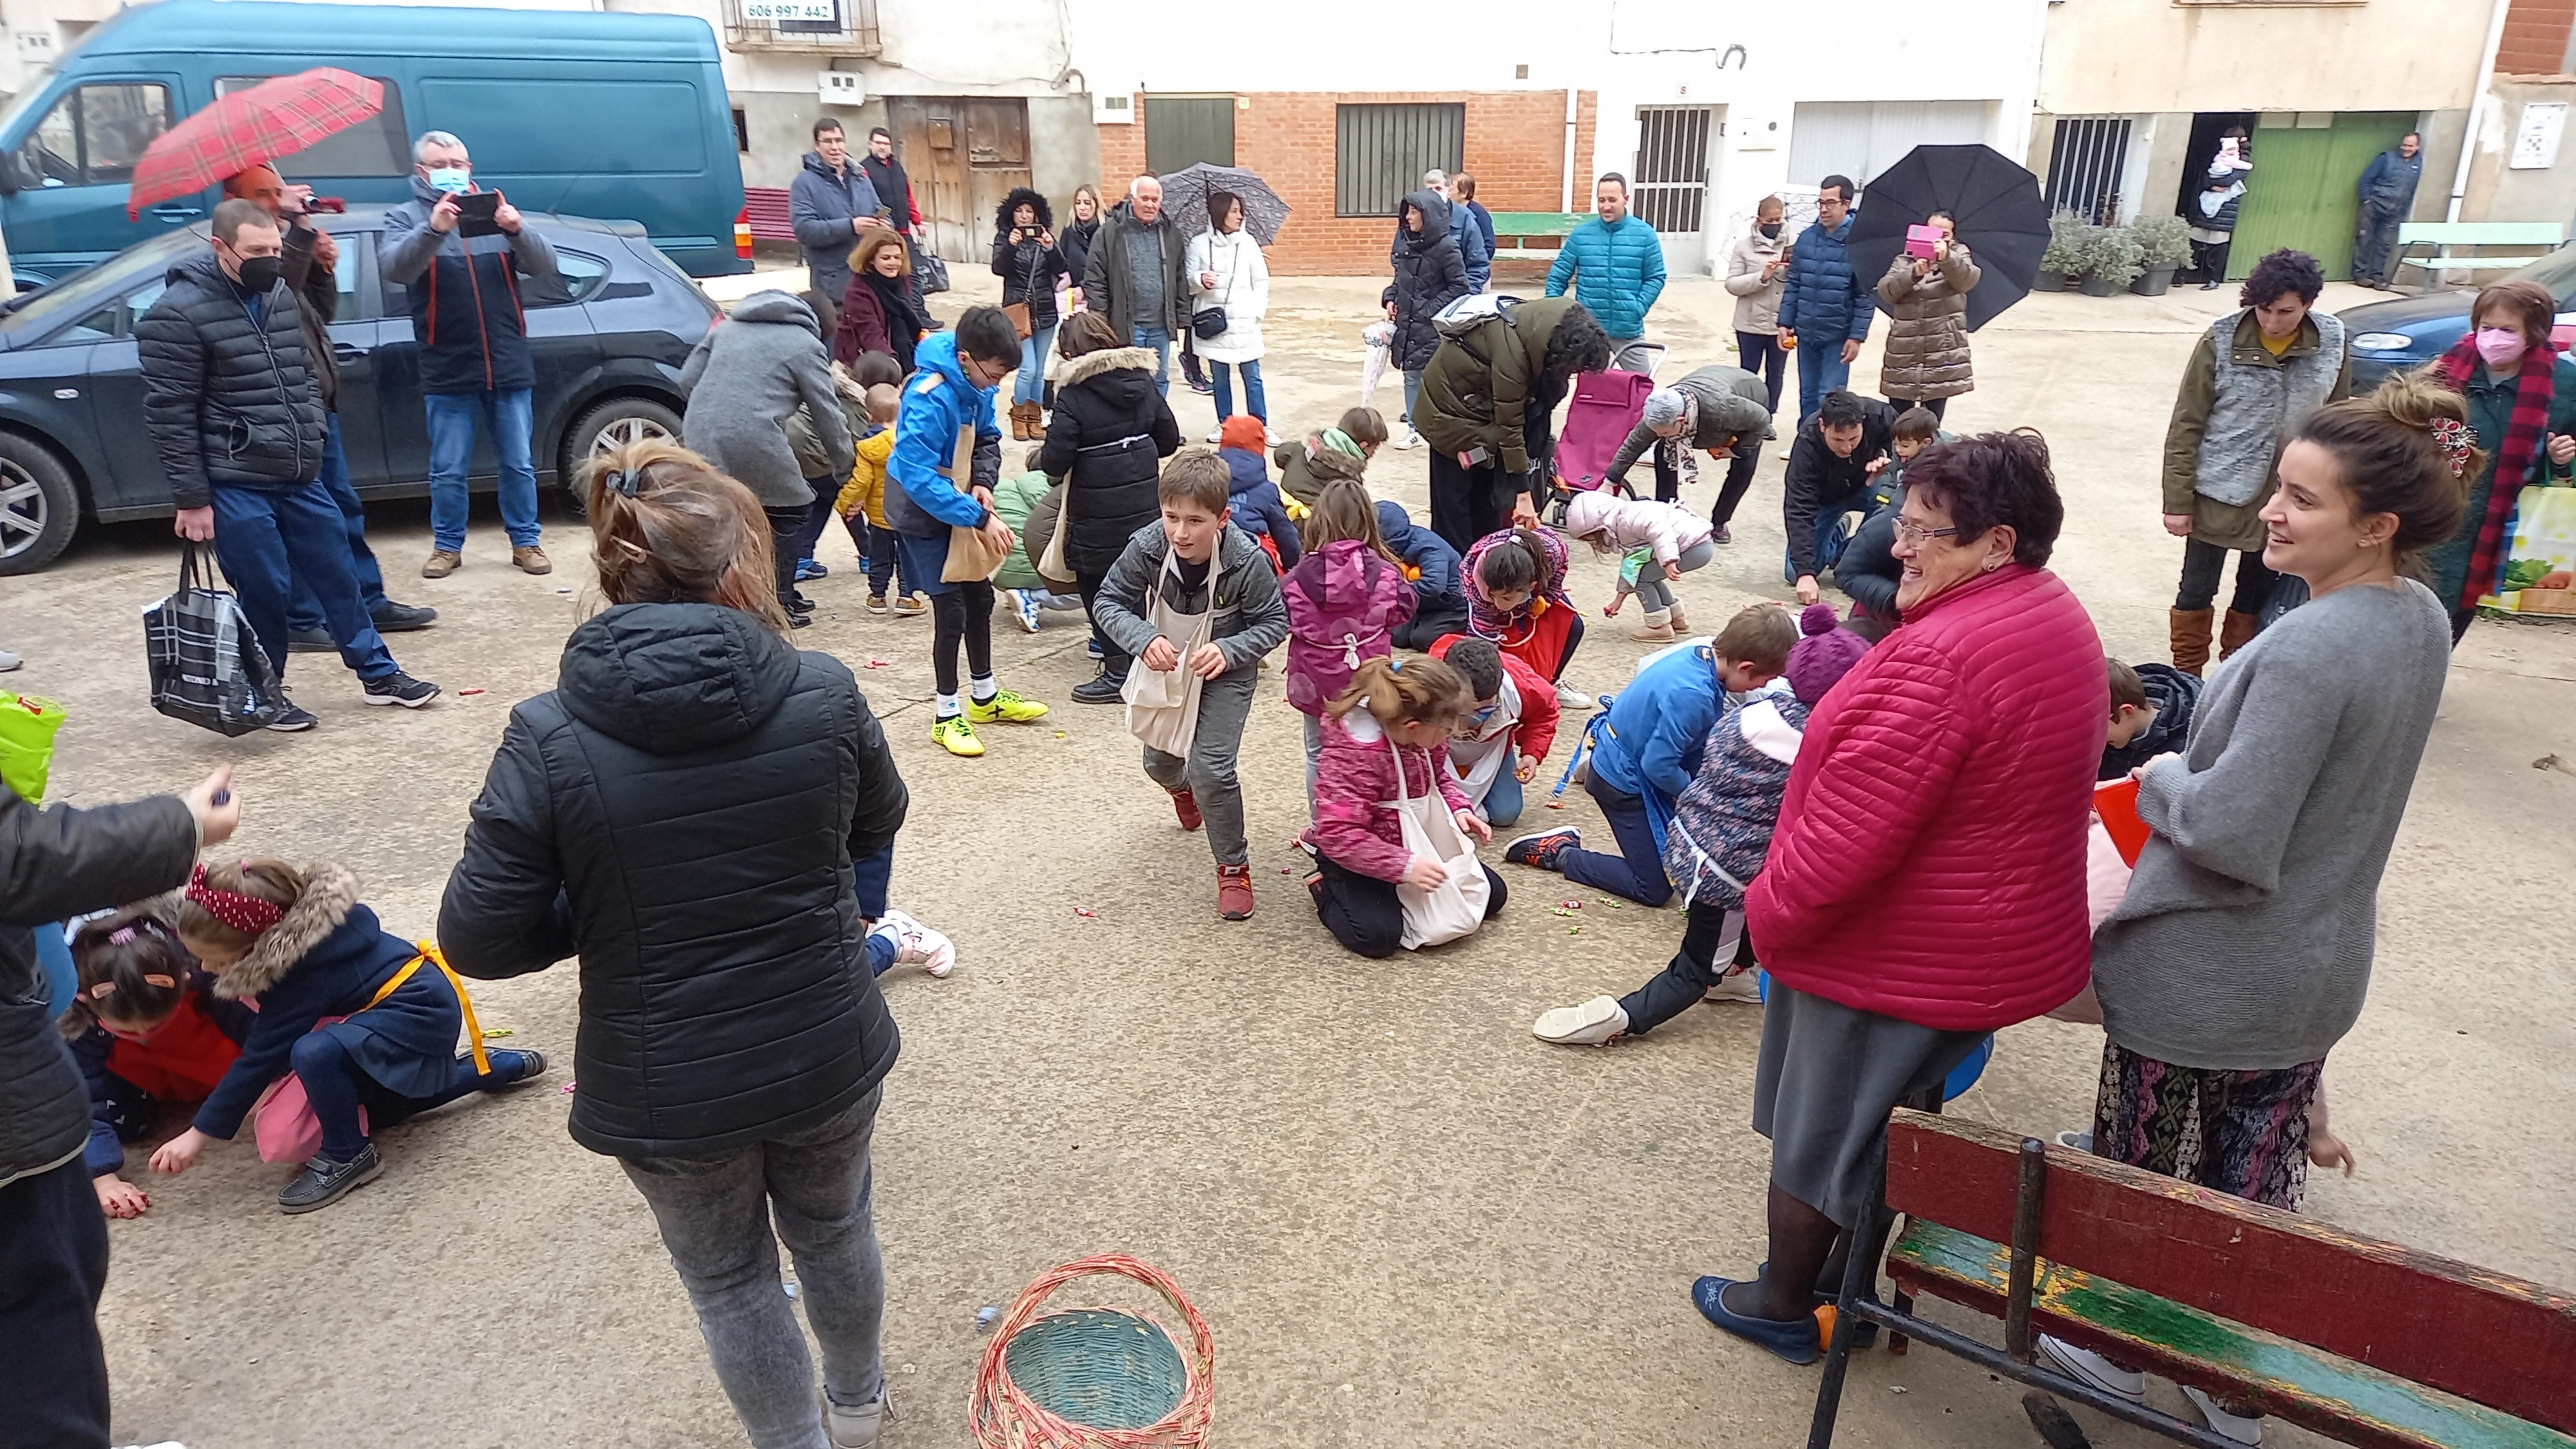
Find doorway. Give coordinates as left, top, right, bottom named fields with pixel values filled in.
left=884, top=96, right=1032, bottom=262
left=1631, top=105, right=1715, bottom=275
left=2222, top=112, right=2416, bottom=282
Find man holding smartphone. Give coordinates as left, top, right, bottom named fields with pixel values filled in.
left=381, top=129, right=562, bottom=581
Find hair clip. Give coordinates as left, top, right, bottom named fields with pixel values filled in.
left=108, top=926, right=137, bottom=946
left=2429, top=416, right=2473, bottom=478
left=1386, top=657, right=1401, bottom=672
left=142, top=974, right=178, bottom=989
left=88, top=982, right=116, bottom=999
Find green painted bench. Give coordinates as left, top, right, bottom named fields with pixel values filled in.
left=2394, top=222, right=2566, bottom=287
left=1804, top=1110, right=2576, bottom=1449
left=1486, top=211, right=1585, bottom=260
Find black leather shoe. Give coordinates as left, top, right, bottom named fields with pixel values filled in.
left=1070, top=670, right=1128, bottom=705
left=372, top=601, right=438, bottom=632
left=278, top=1142, right=383, bottom=1213
left=287, top=627, right=334, bottom=653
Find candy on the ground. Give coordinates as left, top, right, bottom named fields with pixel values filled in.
left=784, top=1281, right=799, bottom=1300
left=459, top=687, right=485, bottom=697
left=865, top=658, right=893, bottom=668
left=560, top=1081, right=577, bottom=1094
left=481, top=1027, right=513, bottom=1038
left=976, top=1305, right=1000, bottom=1331
left=1073, top=906, right=1096, bottom=918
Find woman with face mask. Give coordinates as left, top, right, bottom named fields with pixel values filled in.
left=1723, top=196, right=1791, bottom=422
left=2420, top=280, right=2576, bottom=645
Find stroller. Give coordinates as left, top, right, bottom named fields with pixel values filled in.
left=1546, top=348, right=1663, bottom=524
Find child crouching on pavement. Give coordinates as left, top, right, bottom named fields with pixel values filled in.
left=1427, top=634, right=1559, bottom=828
left=1564, top=490, right=1716, bottom=643
left=1276, top=408, right=1388, bottom=511
left=1307, top=655, right=1507, bottom=957
left=1091, top=448, right=1291, bottom=920
left=62, top=909, right=251, bottom=1220
left=1535, top=605, right=1871, bottom=1044
left=2099, top=656, right=2200, bottom=780
left=1218, top=413, right=1301, bottom=572
left=147, top=860, right=544, bottom=1213
left=1378, top=500, right=1470, bottom=649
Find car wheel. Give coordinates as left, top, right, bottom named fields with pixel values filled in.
left=0, top=433, right=82, bottom=576
left=559, top=397, right=682, bottom=516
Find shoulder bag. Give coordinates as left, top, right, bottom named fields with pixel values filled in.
left=1191, top=232, right=1236, bottom=341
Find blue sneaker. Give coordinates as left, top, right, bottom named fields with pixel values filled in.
left=796, top=557, right=829, bottom=582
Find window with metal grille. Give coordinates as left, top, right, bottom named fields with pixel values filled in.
left=1144, top=95, right=1235, bottom=176
left=1631, top=106, right=1712, bottom=234
left=1336, top=102, right=1464, bottom=218
left=2045, top=117, right=2132, bottom=225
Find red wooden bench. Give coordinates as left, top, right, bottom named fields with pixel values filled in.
left=1806, top=1110, right=2576, bottom=1449
left=743, top=185, right=795, bottom=243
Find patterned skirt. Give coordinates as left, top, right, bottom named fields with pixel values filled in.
left=2090, top=1041, right=2323, bottom=1213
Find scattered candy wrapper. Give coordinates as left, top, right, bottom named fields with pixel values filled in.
left=1054, top=730, right=1066, bottom=738
left=976, top=1305, right=1000, bottom=1331
left=480, top=1027, right=514, bottom=1039
left=864, top=658, right=893, bottom=669
left=1596, top=899, right=1624, bottom=910
left=459, top=687, right=485, bottom=697
left=1072, top=906, right=1096, bottom=918
left=1567, top=924, right=1582, bottom=935
left=560, top=1081, right=577, bottom=1095
left=1558, top=899, right=1584, bottom=911
left=555, top=587, right=573, bottom=595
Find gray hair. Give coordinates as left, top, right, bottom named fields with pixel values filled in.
left=413, top=131, right=467, bottom=164
left=1642, top=388, right=1689, bottom=432
left=1129, top=174, right=1161, bottom=198
left=1422, top=169, right=1448, bottom=188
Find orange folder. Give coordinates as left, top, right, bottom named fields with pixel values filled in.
left=2094, top=777, right=2149, bottom=867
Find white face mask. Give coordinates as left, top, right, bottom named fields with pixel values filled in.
left=425, top=166, right=471, bottom=194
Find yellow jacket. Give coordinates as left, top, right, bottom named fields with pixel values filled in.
left=835, top=430, right=896, bottom=525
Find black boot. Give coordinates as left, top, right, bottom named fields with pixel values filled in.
left=1070, top=668, right=1127, bottom=705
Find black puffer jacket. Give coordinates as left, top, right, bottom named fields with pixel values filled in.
left=992, top=187, right=1065, bottom=328
left=1391, top=189, right=1469, bottom=373
left=1034, top=345, right=1182, bottom=575
left=138, top=249, right=327, bottom=510
left=440, top=603, right=907, bottom=1159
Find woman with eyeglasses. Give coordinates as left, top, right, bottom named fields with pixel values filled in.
left=1689, top=430, right=2104, bottom=1368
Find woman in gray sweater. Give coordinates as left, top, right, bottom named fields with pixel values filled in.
left=2050, top=375, right=2471, bottom=1442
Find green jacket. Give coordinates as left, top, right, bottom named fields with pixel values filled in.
left=990, top=469, right=1054, bottom=592
left=2161, top=311, right=2351, bottom=553
left=2421, top=354, right=2576, bottom=607
left=1417, top=294, right=1588, bottom=478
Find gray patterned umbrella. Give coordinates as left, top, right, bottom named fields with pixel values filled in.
left=1155, top=163, right=1291, bottom=245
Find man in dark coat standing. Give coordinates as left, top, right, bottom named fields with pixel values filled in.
left=1081, top=175, right=1190, bottom=395
left=1, top=767, right=233, bottom=1449
left=789, top=117, right=883, bottom=323
left=1778, top=175, right=1873, bottom=426
left=144, top=199, right=439, bottom=724
left=2351, top=132, right=2423, bottom=289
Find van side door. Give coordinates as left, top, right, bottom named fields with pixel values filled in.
left=0, top=73, right=191, bottom=279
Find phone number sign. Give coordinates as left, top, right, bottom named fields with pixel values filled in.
left=744, top=0, right=837, bottom=21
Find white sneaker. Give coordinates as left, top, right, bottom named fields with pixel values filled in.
left=1396, top=428, right=1423, bottom=450
left=2038, top=1335, right=2146, bottom=1402
left=1264, top=427, right=1282, bottom=448
left=1777, top=446, right=1794, bottom=461
left=1533, top=995, right=1629, bottom=1045
left=1555, top=683, right=1593, bottom=711
left=2054, top=1128, right=2094, bottom=1153
left=0, top=648, right=20, bottom=672
left=871, top=910, right=956, bottom=978
left=1010, top=589, right=1042, bottom=634
left=825, top=1386, right=891, bottom=1448
left=1703, top=969, right=1763, bottom=1004
left=1204, top=428, right=1223, bottom=444
left=2181, top=1387, right=2264, bottom=1445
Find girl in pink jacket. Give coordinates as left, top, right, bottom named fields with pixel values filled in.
left=1282, top=478, right=1418, bottom=789
left=1306, top=656, right=1508, bottom=957
left=1564, top=490, right=1718, bottom=642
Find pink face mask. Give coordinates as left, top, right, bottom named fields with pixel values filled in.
left=2476, top=327, right=2530, bottom=366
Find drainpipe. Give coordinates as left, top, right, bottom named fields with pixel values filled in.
left=1563, top=88, right=1579, bottom=213
left=2448, top=0, right=2512, bottom=222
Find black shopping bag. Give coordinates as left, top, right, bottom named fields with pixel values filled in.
left=911, top=234, right=951, bottom=295
left=144, top=543, right=285, bottom=736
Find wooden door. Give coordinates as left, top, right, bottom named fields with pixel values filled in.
left=2224, top=112, right=2415, bottom=281
left=963, top=97, right=1031, bottom=264
left=889, top=96, right=1032, bottom=262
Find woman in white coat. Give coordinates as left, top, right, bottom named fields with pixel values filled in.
left=1188, top=189, right=1273, bottom=441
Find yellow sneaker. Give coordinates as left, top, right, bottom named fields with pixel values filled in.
left=931, top=714, right=985, bottom=757
left=966, top=688, right=1050, bottom=724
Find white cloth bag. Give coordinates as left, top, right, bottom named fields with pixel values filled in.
left=1382, top=727, right=1490, bottom=949
left=1122, top=548, right=1214, bottom=759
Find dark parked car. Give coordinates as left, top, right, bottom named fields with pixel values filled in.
left=0, top=205, right=715, bottom=574
left=2341, top=245, right=2576, bottom=393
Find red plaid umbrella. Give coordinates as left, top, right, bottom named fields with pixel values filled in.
left=126, top=68, right=384, bottom=217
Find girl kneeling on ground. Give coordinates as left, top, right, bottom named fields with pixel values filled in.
left=1464, top=526, right=1589, bottom=709
left=62, top=909, right=250, bottom=1219
left=1307, top=656, right=1508, bottom=957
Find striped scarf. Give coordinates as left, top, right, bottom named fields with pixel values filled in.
left=2435, top=334, right=2557, bottom=609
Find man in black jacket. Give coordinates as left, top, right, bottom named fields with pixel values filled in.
left=1, top=767, right=234, bottom=1449
left=1081, top=176, right=1190, bottom=395
left=220, top=164, right=437, bottom=652
left=1780, top=388, right=1895, bottom=605
left=143, top=200, right=440, bottom=727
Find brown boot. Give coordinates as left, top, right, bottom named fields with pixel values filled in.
left=513, top=544, right=553, bottom=576
left=1012, top=402, right=1037, bottom=441
left=2217, top=609, right=2260, bottom=661
left=2169, top=607, right=2215, bottom=677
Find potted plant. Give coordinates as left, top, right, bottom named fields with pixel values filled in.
left=2130, top=214, right=2193, bottom=296
left=2078, top=223, right=2145, bottom=297
left=2038, top=212, right=2083, bottom=292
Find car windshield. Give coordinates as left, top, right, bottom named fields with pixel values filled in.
left=4, top=234, right=193, bottom=331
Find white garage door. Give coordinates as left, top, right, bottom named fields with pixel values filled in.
left=1786, top=101, right=1998, bottom=189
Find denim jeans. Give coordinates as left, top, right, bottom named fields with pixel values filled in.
left=1211, top=357, right=1265, bottom=424
left=1792, top=334, right=1853, bottom=425
left=1016, top=322, right=1058, bottom=405
left=425, top=386, right=542, bottom=553
left=1785, top=497, right=1867, bottom=585
left=1558, top=768, right=1674, bottom=905
left=1402, top=368, right=1424, bottom=425
left=1132, top=325, right=1172, bottom=395
left=620, top=1090, right=888, bottom=1449
left=211, top=478, right=397, bottom=683
left=1481, top=768, right=1525, bottom=827
left=286, top=415, right=386, bottom=632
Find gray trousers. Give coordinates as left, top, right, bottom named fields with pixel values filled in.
left=1610, top=336, right=1661, bottom=376
left=621, top=1090, right=887, bottom=1449
left=1144, top=664, right=1256, bottom=866
left=1631, top=538, right=1716, bottom=614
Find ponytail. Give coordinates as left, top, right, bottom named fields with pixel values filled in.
left=1475, top=529, right=1553, bottom=596
left=1325, top=655, right=1473, bottom=730
left=585, top=439, right=786, bottom=629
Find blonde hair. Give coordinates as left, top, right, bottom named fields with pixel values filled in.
left=1299, top=477, right=1400, bottom=564
left=584, top=439, right=787, bottom=629
left=848, top=229, right=909, bottom=279
left=864, top=382, right=900, bottom=425
left=1325, top=655, right=1473, bottom=729
left=175, top=858, right=305, bottom=953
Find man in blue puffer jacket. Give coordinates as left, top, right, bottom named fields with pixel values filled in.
left=1547, top=175, right=1667, bottom=373
left=1777, top=175, right=1874, bottom=426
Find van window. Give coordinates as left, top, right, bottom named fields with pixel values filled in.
left=15, top=82, right=171, bottom=187
left=416, top=79, right=707, bottom=176
left=214, top=77, right=409, bottom=178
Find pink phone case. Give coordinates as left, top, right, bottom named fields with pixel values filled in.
left=1905, top=225, right=1943, bottom=259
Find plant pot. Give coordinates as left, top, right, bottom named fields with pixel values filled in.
left=2035, top=269, right=2069, bottom=292
left=2078, top=270, right=2119, bottom=298
left=2130, top=266, right=2176, bottom=297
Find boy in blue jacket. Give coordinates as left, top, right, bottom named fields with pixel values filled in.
left=1504, top=604, right=1795, bottom=904
left=1217, top=414, right=1300, bottom=573
left=885, top=307, right=1052, bottom=757
left=1376, top=500, right=1469, bottom=649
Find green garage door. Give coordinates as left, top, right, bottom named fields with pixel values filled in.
left=2226, top=112, right=2416, bottom=281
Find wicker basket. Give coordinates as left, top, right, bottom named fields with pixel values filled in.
left=971, top=1255, right=1214, bottom=1449
left=2514, top=586, right=2576, bottom=616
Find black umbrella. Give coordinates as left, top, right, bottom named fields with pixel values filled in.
left=1155, top=162, right=1291, bottom=246
left=1848, top=144, right=2049, bottom=332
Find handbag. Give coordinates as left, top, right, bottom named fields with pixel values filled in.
left=144, top=542, right=285, bottom=736
left=1384, top=728, right=1491, bottom=949
left=913, top=234, right=951, bottom=294
left=1122, top=549, right=1213, bottom=758
left=0, top=689, right=64, bottom=804
left=1190, top=231, right=1235, bottom=341
left=1002, top=300, right=1033, bottom=340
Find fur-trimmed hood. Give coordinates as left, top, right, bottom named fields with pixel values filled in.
left=211, top=860, right=359, bottom=1000
left=1056, top=345, right=1155, bottom=389
left=994, top=186, right=1054, bottom=235
left=828, top=357, right=869, bottom=402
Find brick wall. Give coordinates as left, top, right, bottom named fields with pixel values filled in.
left=2500, top=0, right=2576, bottom=75
left=1092, top=89, right=1598, bottom=275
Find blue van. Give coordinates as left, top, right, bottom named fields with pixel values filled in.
left=0, top=0, right=752, bottom=284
